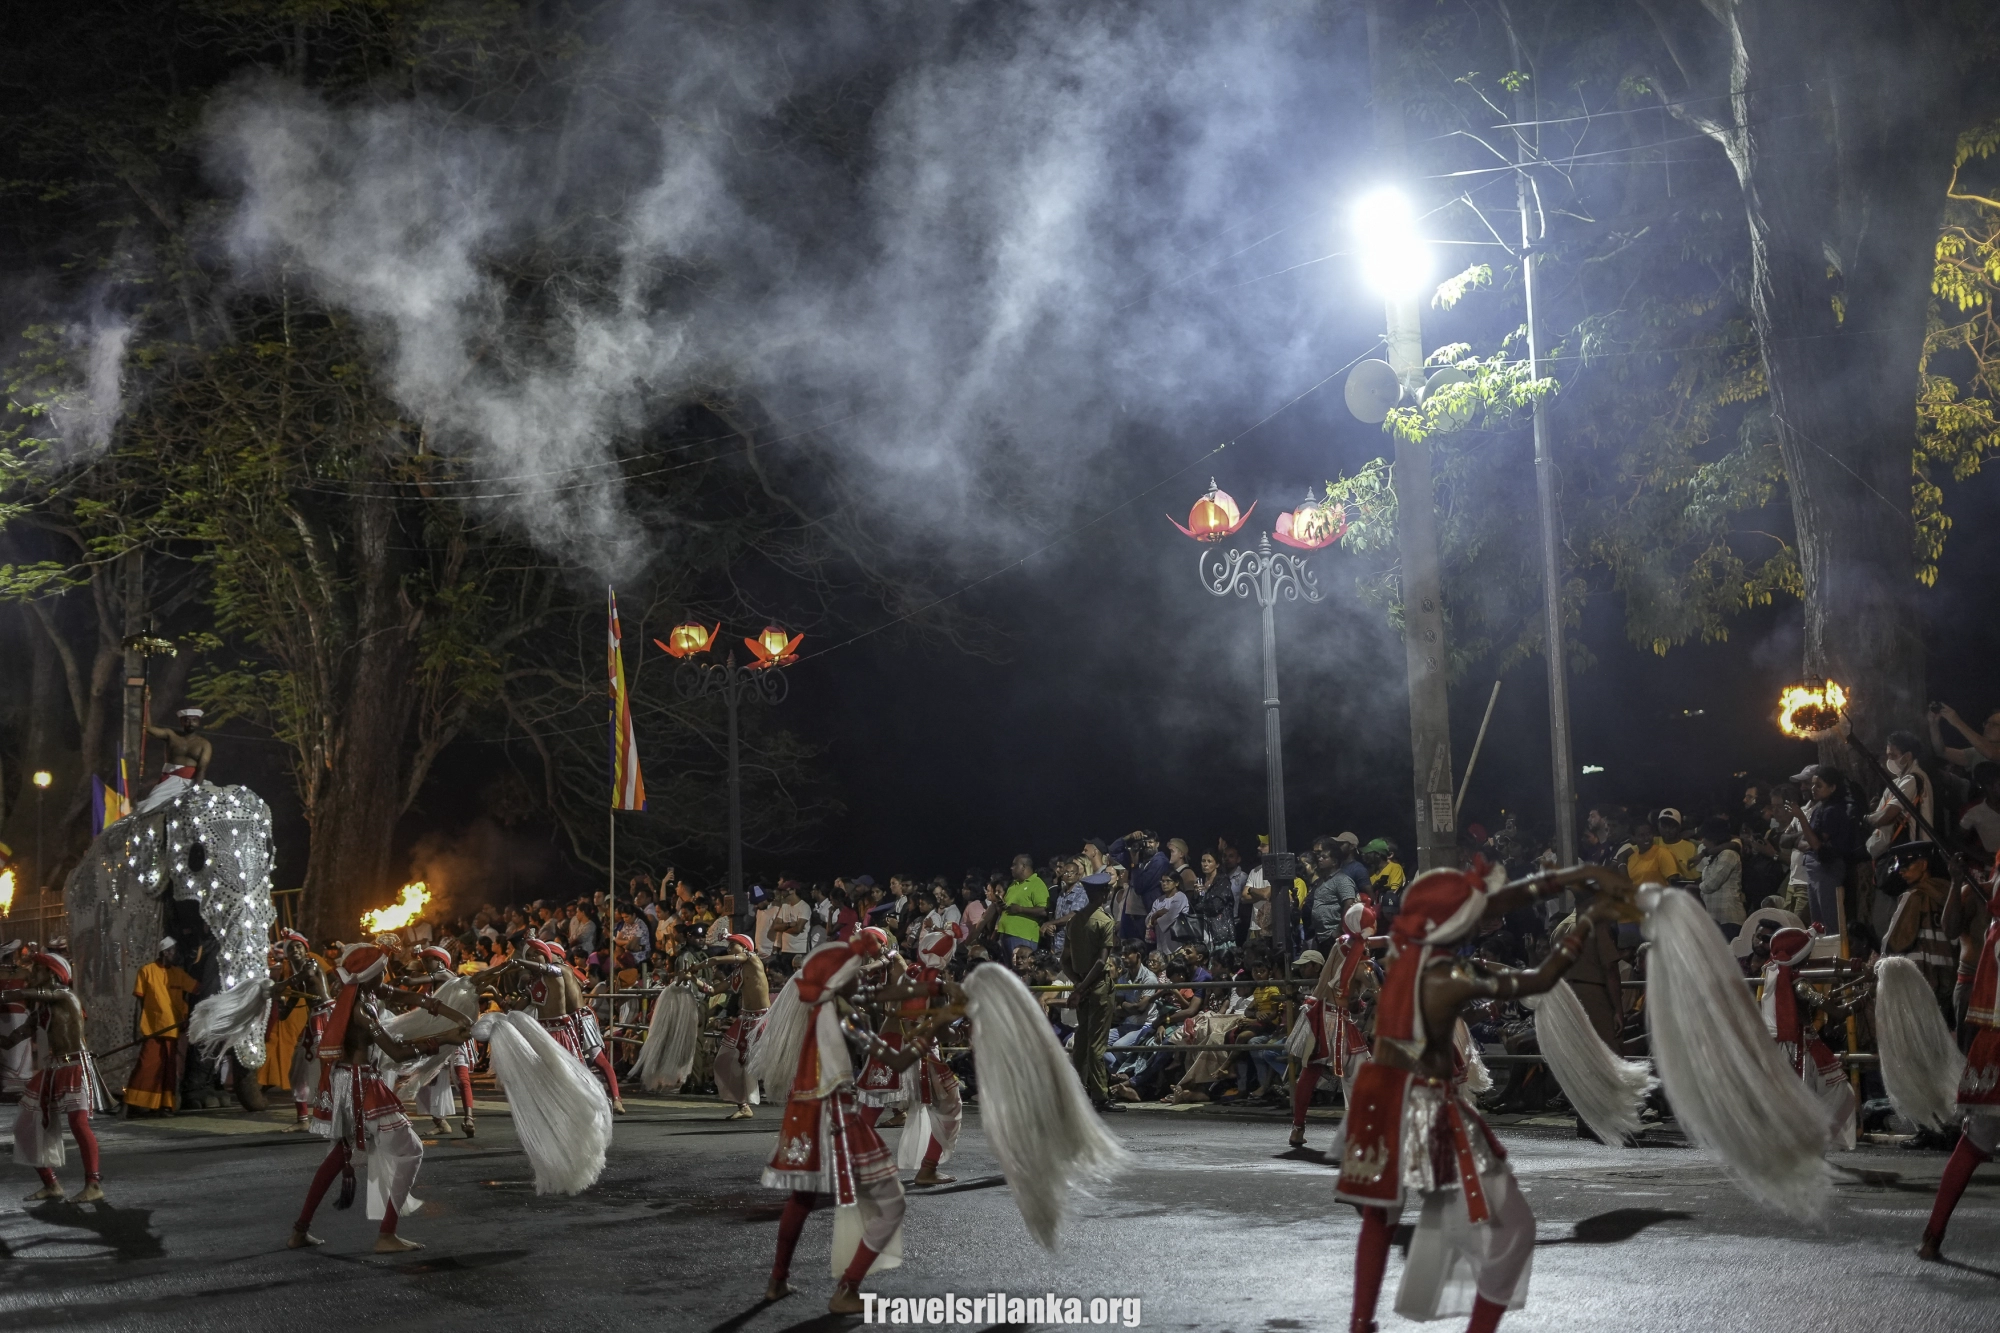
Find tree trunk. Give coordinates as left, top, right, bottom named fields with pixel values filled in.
left=299, top=492, right=419, bottom=942
left=1677, top=1, right=1967, bottom=753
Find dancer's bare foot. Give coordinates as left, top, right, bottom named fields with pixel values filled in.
left=1288, top=1127, right=1307, bottom=1149
left=612, top=1099, right=628, bottom=1115
left=431, top=1118, right=448, bottom=1134
left=763, top=1279, right=793, bottom=1302
left=878, top=1110, right=906, bottom=1128
left=726, top=1104, right=754, bottom=1120
left=373, top=1234, right=423, bottom=1253
left=1917, top=1233, right=1942, bottom=1261
left=461, top=1116, right=476, bottom=1138
left=828, top=1282, right=867, bottom=1314
left=75, top=1181, right=104, bottom=1203
left=22, top=1183, right=63, bottom=1202
left=912, top=1169, right=955, bottom=1186
left=287, top=1228, right=325, bottom=1249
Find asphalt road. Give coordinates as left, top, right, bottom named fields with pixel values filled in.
left=0, top=1088, right=1994, bottom=1332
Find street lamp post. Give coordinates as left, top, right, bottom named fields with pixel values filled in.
left=667, top=625, right=799, bottom=934
left=1175, top=482, right=1330, bottom=955
left=31, top=770, right=52, bottom=891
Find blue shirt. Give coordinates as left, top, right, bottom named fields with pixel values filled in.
left=1110, top=838, right=1170, bottom=911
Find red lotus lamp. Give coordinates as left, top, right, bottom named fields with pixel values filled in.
left=656, top=622, right=720, bottom=658
left=1169, top=479, right=1254, bottom=542
left=745, top=625, right=803, bottom=669
left=1273, top=494, right=1347, bottom=550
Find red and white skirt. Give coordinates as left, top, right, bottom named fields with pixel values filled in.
left=1334, top=1062, right=1508, bottom=1220
left=1960, top=1027, right=2000, bottom=1108
left=855, top=1030, right=909, bottom=1108
left=311, top=1060, right=413, bottom=1149
left=762, top=1086, right=897, bottom=1206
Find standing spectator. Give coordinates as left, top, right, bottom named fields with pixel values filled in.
left=1061, top=872, right=1118, bottom=1111
left=1866, top=731, right=1936, bottom=856
left=1958, top=762, right=2000, bottom=857
left=1654, top=809, right=1699, bottom=879
left=1192, top=851, right=1235, bottom=950
left=769, top=882, right=811, bottom=974
left=1780, top=765, right=1862, bottom=934
left=1624, top=818, right=1679, bottom=884
left=1146, top=868, right=1192, bottom=952
left=1048, top=857, right=1089, bottom=953
left=1305, top=837, right=1358, bottom=952
left=920, top=883, right=962, bottom=936
left=995, top=854, right=1050, bottom=955
left=828, top=886, right=859, bottom=942
left=1928, top=702, right=2000, bottom=769
left=959, top=875, right=988, bottom=936
left=1695, top=815, right=1746, bottom=938
left=1332, top=833, right=1368, bottom=897
left=1111, top=830, right=1168, bottom=941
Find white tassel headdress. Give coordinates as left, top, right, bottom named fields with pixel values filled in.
left=473, top=1009, right=612, bottom=1195
left=1873, top=955, right=1965, bottom=1131
left=186, top=976, right=274, bottom=1069
left=634, top=984, right=705, bottom=1093
left=1637, top=883, right=1831, bottom=1221
left=963, top=963, right=1130, bottom=1249
left=1523, top=979, right=1654, bottom=1144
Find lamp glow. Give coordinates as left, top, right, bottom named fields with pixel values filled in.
left=1352, top=187, right=1431, bottom=299
left=32, top=771, right=52, bottom=789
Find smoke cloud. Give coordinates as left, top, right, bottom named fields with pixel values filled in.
left=42, top=313, right=131, bottom=461
left=199, top=2, right=1357, bottom=577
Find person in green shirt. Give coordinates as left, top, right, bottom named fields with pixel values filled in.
left=995, top=854, right=1050, bottom=952
left=1060, top=872, right=1118, bottom=1110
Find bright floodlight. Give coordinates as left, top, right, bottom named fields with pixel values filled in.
left=1352, top=187, right=1430, bottom=299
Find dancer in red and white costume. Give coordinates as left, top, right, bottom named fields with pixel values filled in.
left=407, top=945, right=477, bottom=1138
left=3, top=952, right=108, bottom=1202
left=711, top=934, right=770, bottom=1120
left=272, top=932, right=334, bottom=1127
left=1919, top=905, right=2000, bottom=1260
left=291, top=944, right=466, bottom=1253
left=1337, top=866, right=1620, bottom=1333
left=851, top=929, right=911, bottom=1129
left=489, top=939, right=626, bottom=1113
left=756, top=932, right=953, bottom=1314
left=1759, top=926, right=1858, bottom=1150
left=901, top=925, right=968, bottom=1187
left=1292, top=903, right=1378, bottom=1150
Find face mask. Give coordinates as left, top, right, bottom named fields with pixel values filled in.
left=1887, top=755, right=1912, bottom=776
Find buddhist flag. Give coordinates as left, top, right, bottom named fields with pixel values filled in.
left=608, top=587, right=647, bottom=811
left=92, top=777, right=130, bottom=835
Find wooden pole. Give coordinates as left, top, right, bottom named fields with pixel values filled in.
left=1455, top=681, right=1504, bottom=819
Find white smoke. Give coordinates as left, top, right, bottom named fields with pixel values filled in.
left=199, top=2, right=1349, bottom=577
left=43, top=315, right=132, bottom=460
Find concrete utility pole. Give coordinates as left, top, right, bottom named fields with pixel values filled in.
left=1505, top=13, right=1578, bottom=863
left=1368, top=0, right=1456, bottom=872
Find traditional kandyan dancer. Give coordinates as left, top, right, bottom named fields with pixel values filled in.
left=711, top=933, right=770, bottom=1120
left=290, top=943, right=467, bottom=1253
left=851, top=928, right=915, bottom=1130
left=405, top=945, right=477, bottom=1138
left=1338, top=866, right=1622, bottom=1333
left=1292, top=902, right=1379, bottom=1151
left=1916, top=886, right=2000, bottom=1260
left=3, top=951, right=109, bottom=1202
left=488, top=940, right=626, bottom=1114
left=898, top=924, right=968, bottom=1187
left=275, top=932, right=334, bottom=1128
left=750, top=930, right=941, bottom=1314
left=1759, top=926, right=1859, bottom=1151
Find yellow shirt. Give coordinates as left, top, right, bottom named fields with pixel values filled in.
left=1371, top=862, right=1406, bottom=894
left=1659, top=838, right=1699, bottom=879
left=134, top=961, right=198, bottom=1038
left=1625, top=843, right=1680, bottom=885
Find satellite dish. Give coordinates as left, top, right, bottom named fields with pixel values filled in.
left=1344, top=359, right=1403, bottom=424
left=1422, top=366, right=1473, bottom=433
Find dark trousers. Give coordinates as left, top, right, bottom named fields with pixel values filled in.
left=1073, top=996, right=1110, bottom=1104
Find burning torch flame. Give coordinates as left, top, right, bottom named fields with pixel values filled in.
left=0, top=869, right=13, bottom=915
left=1778, top=680, right=1848, bottom=740
left=360, top=882, right=432, bottom=935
